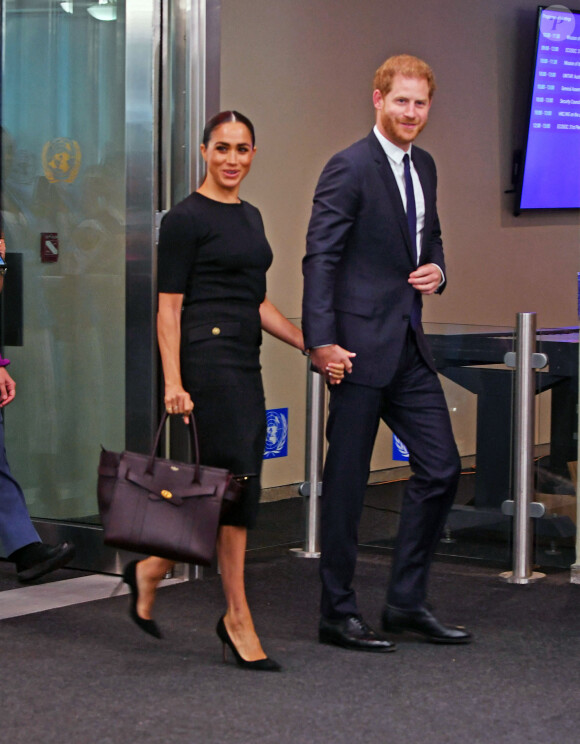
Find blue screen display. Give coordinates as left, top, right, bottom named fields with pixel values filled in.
left=518, top=6, right=580, bottom=210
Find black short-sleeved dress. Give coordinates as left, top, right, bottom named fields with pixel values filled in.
left=157, top=192, right=273, bottom=529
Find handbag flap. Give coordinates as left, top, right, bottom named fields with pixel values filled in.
left=118, top=452, right=217, bottom=503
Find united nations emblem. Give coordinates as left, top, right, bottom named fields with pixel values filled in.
left=42, top=138, right=82, bottom=184
left=393, top=434, right=410, bottom=462
left=263, top=408, right=289, bottom=459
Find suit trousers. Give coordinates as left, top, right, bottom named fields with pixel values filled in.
left=0, top=411, right=40, bottom=557
left=320, top=329, right=461, bottom=619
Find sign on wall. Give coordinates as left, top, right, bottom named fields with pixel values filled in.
left=264, top=408, right=288, bottom=459
left=392, top=433, right=410, bottom=462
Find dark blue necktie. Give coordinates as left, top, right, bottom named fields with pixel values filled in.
left=403, top=153, right=416, bottom=256
left=403, top=153, right=421, bottom=329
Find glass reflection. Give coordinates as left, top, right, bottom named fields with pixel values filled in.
left=1, top=0, right=126, bottom=520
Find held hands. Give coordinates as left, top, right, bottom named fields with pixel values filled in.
left=325, top=361, right=347, bottom=385
left=0, top=368, right=16, bottom=408
left=164, top=384, right=194, bottom=423
left=309, top=345, right=356, bottom=385
left=408, top=263, right=442, bottom=295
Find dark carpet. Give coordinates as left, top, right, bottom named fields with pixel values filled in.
left=1, top=552, right=579, bottom=744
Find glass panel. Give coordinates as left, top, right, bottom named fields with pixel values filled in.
left=1, top=0, right=126, bottom=521
left=534, top=326, right=577, bottom=568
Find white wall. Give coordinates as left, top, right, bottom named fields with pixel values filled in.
left=220, top=0, right=579, bottom=487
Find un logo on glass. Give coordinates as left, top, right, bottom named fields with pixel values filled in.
left=42, top=138, right=82, bottom=184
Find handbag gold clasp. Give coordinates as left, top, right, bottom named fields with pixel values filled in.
left=161, top=490, right=173, bottom=499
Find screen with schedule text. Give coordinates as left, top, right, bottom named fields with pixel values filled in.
left=518, top=6, right=580, bottom=210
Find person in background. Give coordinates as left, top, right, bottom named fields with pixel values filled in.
left=118, top=111, right=344, bottom=671
left=0, top=233, right=75, bottom=582
left=302, top=55, right=471, bottom=652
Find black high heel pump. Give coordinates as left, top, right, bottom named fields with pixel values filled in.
left=115, top=560, right=162, bottom=639
left=216, top=616, right=281, bottom=672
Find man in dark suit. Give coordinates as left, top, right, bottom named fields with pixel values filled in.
left=302, top=54, right=471, bottom=651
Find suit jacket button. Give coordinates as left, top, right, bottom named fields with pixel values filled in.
left=212, top=326, right=221, bottom=336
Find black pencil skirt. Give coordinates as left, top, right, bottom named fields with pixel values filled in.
left=180, top=303, right=266, bottom=529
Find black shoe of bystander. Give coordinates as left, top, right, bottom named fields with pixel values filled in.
left=12, top=541, right=75, bottom=583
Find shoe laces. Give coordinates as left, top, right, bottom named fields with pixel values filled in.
left=348, top=615, right=373, bottom=635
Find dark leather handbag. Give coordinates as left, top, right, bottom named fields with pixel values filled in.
left=97, top=412, right=241, bottom=565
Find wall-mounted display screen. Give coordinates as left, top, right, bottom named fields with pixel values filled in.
left=515, top=5, right=580, bottom=213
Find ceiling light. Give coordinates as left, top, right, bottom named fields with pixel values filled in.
left=87, top=1, right=117, bottom=22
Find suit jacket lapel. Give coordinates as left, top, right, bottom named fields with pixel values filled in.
left=367, top=132, right=416, bottom=266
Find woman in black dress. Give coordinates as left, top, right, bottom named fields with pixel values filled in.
left=120, top=112, right=345, bottom=671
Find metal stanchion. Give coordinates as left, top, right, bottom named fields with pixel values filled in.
left=500, top=312, right=547, bottom=584
left=291, top=367, right=326, bottom=558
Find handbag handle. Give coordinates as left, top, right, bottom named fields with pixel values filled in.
left=146, top=411, right=202, bottom=483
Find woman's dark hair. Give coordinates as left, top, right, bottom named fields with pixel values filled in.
left=202, top=110, right=256, bottom=147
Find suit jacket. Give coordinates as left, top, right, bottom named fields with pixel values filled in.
left=302, top=130, right=446, bottom=388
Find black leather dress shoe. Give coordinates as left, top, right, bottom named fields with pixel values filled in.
left=382, top=605, right=472, bottom=644
left=14, top=541, right=76, bottom=583
left=319, top=615, right=396, bottom=652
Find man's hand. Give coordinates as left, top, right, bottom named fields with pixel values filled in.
left=0, top=368, right=16, bottom=407
left=408, top=263, right=442, bottom=295
left=310, top=345, right=356, bottom=382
